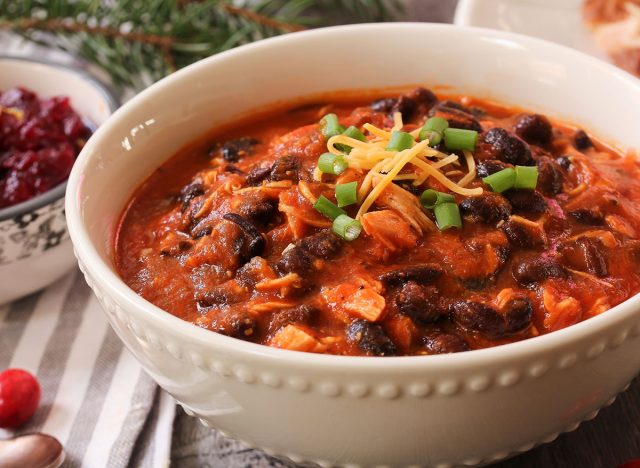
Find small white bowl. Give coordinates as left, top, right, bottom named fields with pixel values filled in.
left=66, top=24, right=640, bottom=467
left=0, top=57, right=117, bottom=303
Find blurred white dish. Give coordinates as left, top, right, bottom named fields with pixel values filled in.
left=0, top=57, right=117, bottom=304
left=454, top=0, right=610, bottom=61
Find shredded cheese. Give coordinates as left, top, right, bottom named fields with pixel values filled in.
left=322, top=112, right=482, bottom=219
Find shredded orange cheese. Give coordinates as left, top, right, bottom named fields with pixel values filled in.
left=320, top=112, right=482, bottom=219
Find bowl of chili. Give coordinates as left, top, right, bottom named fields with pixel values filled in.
left=0, top=57, right=117, bottom=303
left=66, top=24, right=640, bottom=466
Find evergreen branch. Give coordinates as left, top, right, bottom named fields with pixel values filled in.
left=221, top=4, right=306, bottom=32
left=0, top=0, right=401, bottom=95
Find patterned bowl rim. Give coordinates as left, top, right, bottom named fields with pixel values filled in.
left=0, top=56, right=119, bottom=222
left=68, top=23, right=640, bottom=371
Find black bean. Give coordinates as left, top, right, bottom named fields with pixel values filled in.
left=574, top=129, right=594, bottom=150
left=246, top=165, right=271, bottom=185
left=379, top=264, right=443, bottom=287
left=211, top=137, right=259, bottom=162
left=536, top=156, right=564, bottom=196
left=450, top=301, right=506, bottom=339
left=298, top=229, right=343, bottom=258
left=269, top=155, right=300, bottom=182
left=476, top=159, right=512, bottom=178
left=503, top=189, right=547, bottom=214
left=224, top=164, right=244, bottom=175
left=429, top=102, right=483, bottom=132
left=394, top=88, right=438, bottom=119
left=236, top=195, right=278, bottom=225
left=512, top=256, right=567, bottom=286
left=557, top=155, right=572, bottom=170
left=392, top=95, right=417, bottom=120
left=197, top=283, right=242, bottom=307
left=346, top=320, right=397, bottom=356
left=439, top=100, right=473, bottom=113
left=394, top=283, right=447, bottom=325
left=558, top=237, right=608, bottom=277
left=503, top=296, right=533, bottom=333
left=191, top=225, right=212, bottom=239
left=223, top=213, right=265, bottom=262
left=371, top=98, right=397, bottom=113
left=211, top=311, right=257, bottom=338
left=393, top=181, right=423, bottom=197
left=268, top=305, right=315, bottom=335
left=483, top=128, right=534, bottom=166
left=501, top=218, right=545, bottom=249
left=405, top=87, right=438, bottom=110
left=569, top=208, right=604, bottom=226
left=275, top=246, right=314, bottom=276
left=459, top=192, right=512, bottom=225
left=274, top=231, right=343, bottom=278
left=514, top=114, right=553, bottom=146
left=180, top=182, right=205, bottom=211
left=234, top=258, right=265, bottom=287
left=422, top=332, right=469, bottom=354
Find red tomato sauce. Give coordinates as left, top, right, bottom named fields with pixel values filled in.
left=115, top=88, right=640, bottom=356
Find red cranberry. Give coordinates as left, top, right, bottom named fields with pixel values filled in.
left=0, top=368, right=41, bottom=429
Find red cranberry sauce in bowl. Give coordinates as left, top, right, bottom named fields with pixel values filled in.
left=0, top=87, right=92, bottom=209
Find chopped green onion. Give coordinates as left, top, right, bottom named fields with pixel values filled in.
left=313, top=195, right=346, bottom=221
left=420, top=189, right=455, bottom=209
left=336, top=126, right=367, bottom=153
left=317, top=152, right=348, bottom=175
left=421, top=131, right=443, bottom=147
left=434, top=202, right=462, bottom=230
left=514, top=165, right=539, bottom=190
left=419, top=117, right=449, bottom=145
left=483, top=167, right=516, bottom=193
left=386, top=131, right=415, bottom=152
left=319, top=113, right=345, bottom=139
left=343, top=126, right=366, bottom=142
left=335, top=181, right=358, bottom=207
left=332, top=214, right=362, bottom=241
left=444, top=128, right=478, bottom=151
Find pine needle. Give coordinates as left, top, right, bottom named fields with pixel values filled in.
left=0, top=0, right=401, bottom=95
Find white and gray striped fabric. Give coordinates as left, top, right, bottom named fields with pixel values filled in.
left=0, top=270, right=174, bottom=468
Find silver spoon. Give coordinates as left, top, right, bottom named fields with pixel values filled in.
left=0, top=433, right=64, bottom=468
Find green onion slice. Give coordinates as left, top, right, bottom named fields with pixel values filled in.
left=443, top=128, right=478, bottom=151
left=313, top=195, right=346, bottom=221
left=332, top=214, right=362, bottom=241
left=434, top=202, right=462, bottom=230
left=335, top=181, right=358, bottom=207
left=419, top=117, right=449, bottom=145
left=482, top=167, right=516, bottom=193
left=514, top=165, right=539, bottom=190
left=336, top=126, right=367, bottom=153
left=317, top=152, right=348, bottom=175
left=386, top=131, right=415, bottom=152
left=319, top=113, right=346, bottom=139
left=420, top=189, right=455, bottom=209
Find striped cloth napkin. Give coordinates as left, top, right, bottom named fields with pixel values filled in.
left=0, top=269, right=174, bottom=467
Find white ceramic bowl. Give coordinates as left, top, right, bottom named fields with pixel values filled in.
left=0, top=57, right=117, bottom=304
left=66, top=24, right=640, bottom=467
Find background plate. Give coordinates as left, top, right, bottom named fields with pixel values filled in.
left=454, top=0, right=609, bottom=61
